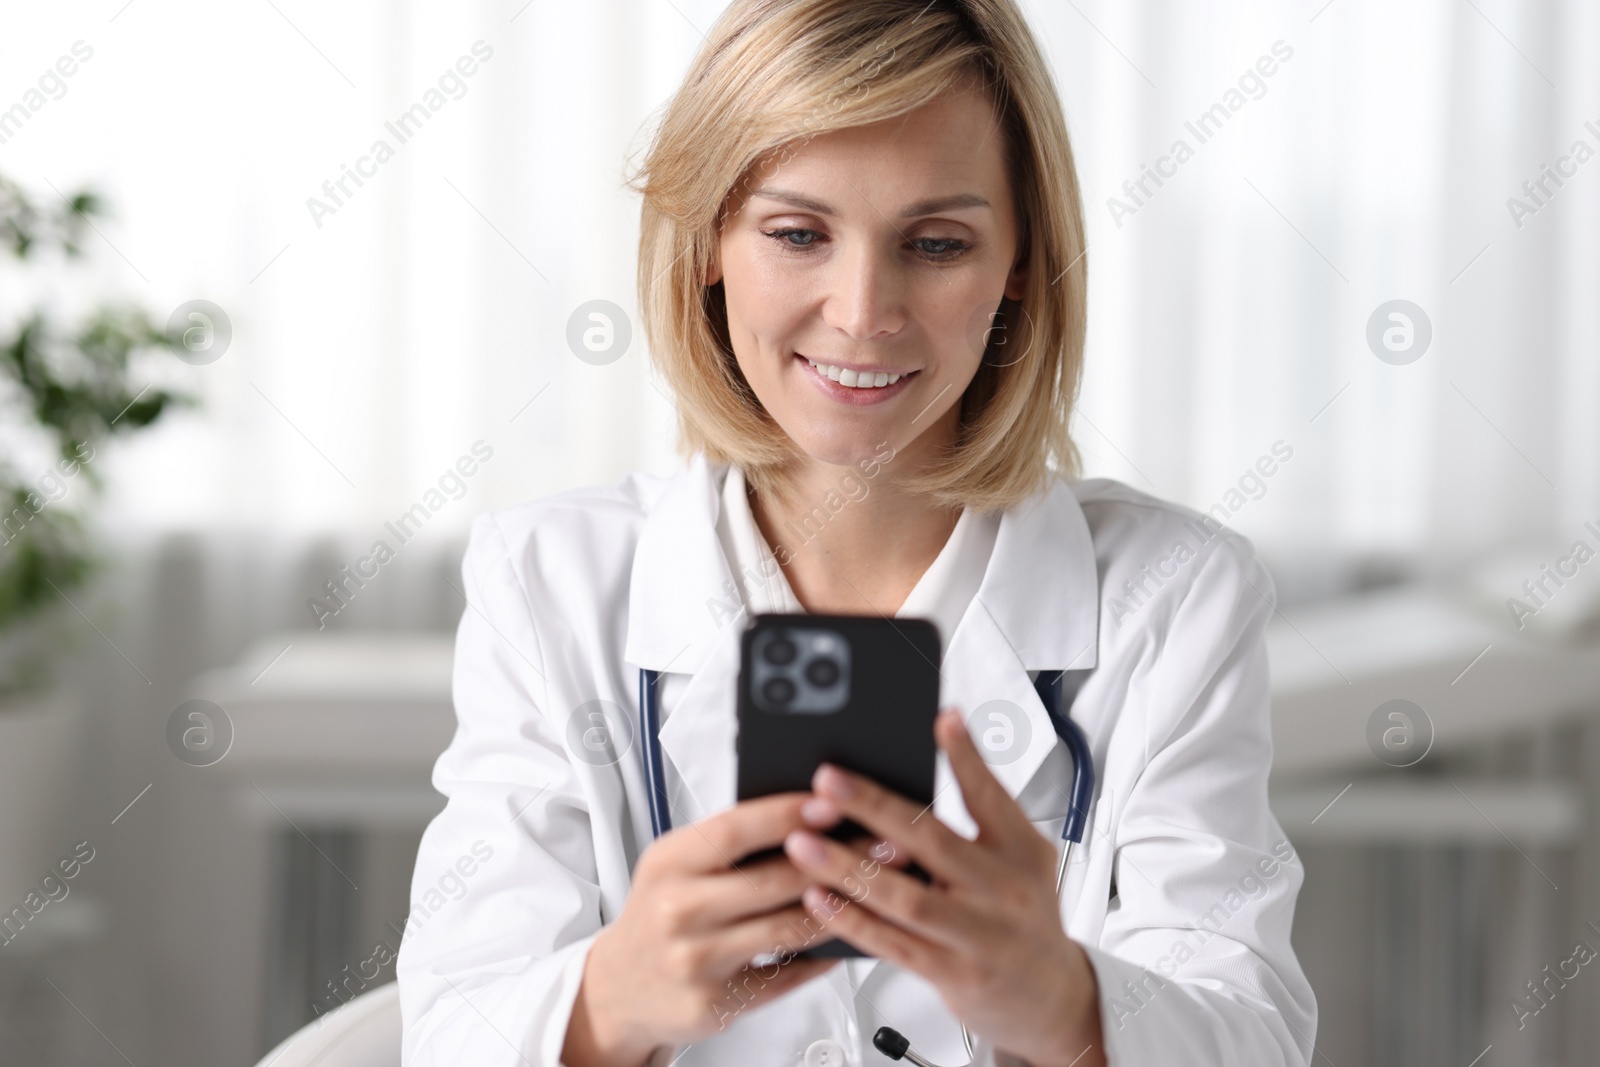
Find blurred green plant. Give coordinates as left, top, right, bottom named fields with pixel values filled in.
left=0, top=173, right=193, bottom=694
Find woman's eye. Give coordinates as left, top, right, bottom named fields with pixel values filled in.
left=912, top=237, right=970, bottom=259
left=761, top=228, right=971, bottom=261
left=763, top=227, right=820, bottom=250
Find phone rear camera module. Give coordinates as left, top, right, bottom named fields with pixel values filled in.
left=804, top=658, right=840, bottom=687
left=750, top=625, right=851, bottom=714
left=762, top=676, right=797, bottom=705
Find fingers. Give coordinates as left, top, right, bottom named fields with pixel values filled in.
left=798, top=804, right=907, bottom=866
left=795, top=707, right=1048, bottom=886
left=849, top=835, right=912, bottom=870
left=703, top=901, right=856, bottom=971
left=782, top=825, right=963, bottom=948
left=800, top=884, right=947, bottom=977
left=646, top=796, right=919, bottom=932
left=673, top=833, right=910, bottom=931
left=801, top=761, right=975, bottom=885
left=680, top=854, right=813, bottom=927
left=655, top=793, right=811, bottom=875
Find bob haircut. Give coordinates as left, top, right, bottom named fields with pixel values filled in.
left=630, top=0, right=1087, bottom=513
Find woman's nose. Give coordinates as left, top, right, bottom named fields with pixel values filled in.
left=822, top=241, right=906, bottom=342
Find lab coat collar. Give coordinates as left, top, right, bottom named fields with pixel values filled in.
left=624, top=451, right=1101, bottom=1001
left=624, top=452, right=1101, bottom=679
left=624, top=451, right=736, bottom=677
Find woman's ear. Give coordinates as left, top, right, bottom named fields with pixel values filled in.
left=1002, top=235, right=1030, bottom=301
left=705, top=253, right=722, bottom=287
left=1003, top=259, right=1028, bottom=302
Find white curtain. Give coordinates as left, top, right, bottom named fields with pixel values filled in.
left=1046, top=0, right=1599, bottom=571
left=5, top=0, right=1595, bottom=573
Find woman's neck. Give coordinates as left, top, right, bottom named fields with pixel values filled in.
left=747, top=460, right=962, bottom=617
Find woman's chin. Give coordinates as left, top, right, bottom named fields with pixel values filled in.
left=786, top=430, right=905, bottom=473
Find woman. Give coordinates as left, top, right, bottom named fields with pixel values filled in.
left=397, top=1, right=1316, bottom=1064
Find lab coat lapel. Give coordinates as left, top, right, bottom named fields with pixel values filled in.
left=947, top=478, right=1102, bottom=806
left=652, top=633, right=741, bottom=827
left=624, top=453, right=743, bottom=828
left=976, top=476, right=1101, bottom=675
left=934, top=602, right=1063, bottom=828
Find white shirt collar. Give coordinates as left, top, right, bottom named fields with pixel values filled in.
left=716, top=464, right=1000, bottom=656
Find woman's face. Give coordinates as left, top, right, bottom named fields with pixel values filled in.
left=709, top=85, right=1028, bottom=471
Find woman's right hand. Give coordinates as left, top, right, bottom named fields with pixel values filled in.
left=561, top=793, right=843, bottom=1067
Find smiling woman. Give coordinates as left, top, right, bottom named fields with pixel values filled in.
left=633, top=3, right=1086, bottom=522
left=627, top=0, right=1092, bottom=623
left=396, top=3, right=1316, bottom=1065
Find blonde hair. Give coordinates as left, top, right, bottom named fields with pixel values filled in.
left=629, top=0, right=1087, bottom=512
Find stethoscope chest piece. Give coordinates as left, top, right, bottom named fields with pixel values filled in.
left=872, top=1024, right=960, bottom=1067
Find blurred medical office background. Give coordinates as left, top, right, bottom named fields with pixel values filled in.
left=0, top=0, right=1596, bottom=1063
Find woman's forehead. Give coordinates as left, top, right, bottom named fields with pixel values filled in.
left=736, top=91, right=1012, bottom=217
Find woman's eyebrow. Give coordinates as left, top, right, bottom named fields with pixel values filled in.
left=898, top=192, right=991, bottom=217
left=751, top=186, right=991, bottom=218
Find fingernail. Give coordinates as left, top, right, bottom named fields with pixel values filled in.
left=814, top=764, right=856, bottom=799
left=785, top=830, right=827, bottom=865
left=803, top=884, right=846, bottom=914
left=800, top=797, right=837, bottom=824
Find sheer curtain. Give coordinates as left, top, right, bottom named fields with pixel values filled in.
left=1054, top=0, right=1599, bottom=575
left=5, top=0, right=1594, bottom=573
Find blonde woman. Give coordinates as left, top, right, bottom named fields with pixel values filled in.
left=398, top=1, right=1316, bottom=1064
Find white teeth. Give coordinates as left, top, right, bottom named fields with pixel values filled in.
left=805, top=358, right=904, bottom=389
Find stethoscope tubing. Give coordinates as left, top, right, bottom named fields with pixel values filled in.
left=639, top=667, right=673, bottom=840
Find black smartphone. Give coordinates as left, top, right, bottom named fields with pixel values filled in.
left=734, top=612, right=941, bottom=958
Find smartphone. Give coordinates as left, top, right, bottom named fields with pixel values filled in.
left=734, top=612, right=941, bottom=958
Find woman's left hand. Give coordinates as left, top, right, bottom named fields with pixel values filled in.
left=782, top=706, right=1107, bottom=1067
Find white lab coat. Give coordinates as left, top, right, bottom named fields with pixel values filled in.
left=397, top=452, right=1318, bottom=1066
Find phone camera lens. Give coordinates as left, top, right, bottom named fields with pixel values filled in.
left=764, top=637, right=797, bottom=665
left=762, top=676, right=796, bottom=704
left=805, top=658, right=840, bottom=687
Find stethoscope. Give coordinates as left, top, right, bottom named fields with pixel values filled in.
left=637, top=666, right=1097, bottom=1067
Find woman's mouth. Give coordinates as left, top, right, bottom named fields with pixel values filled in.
left=795, top=353, right=919, bottom=406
